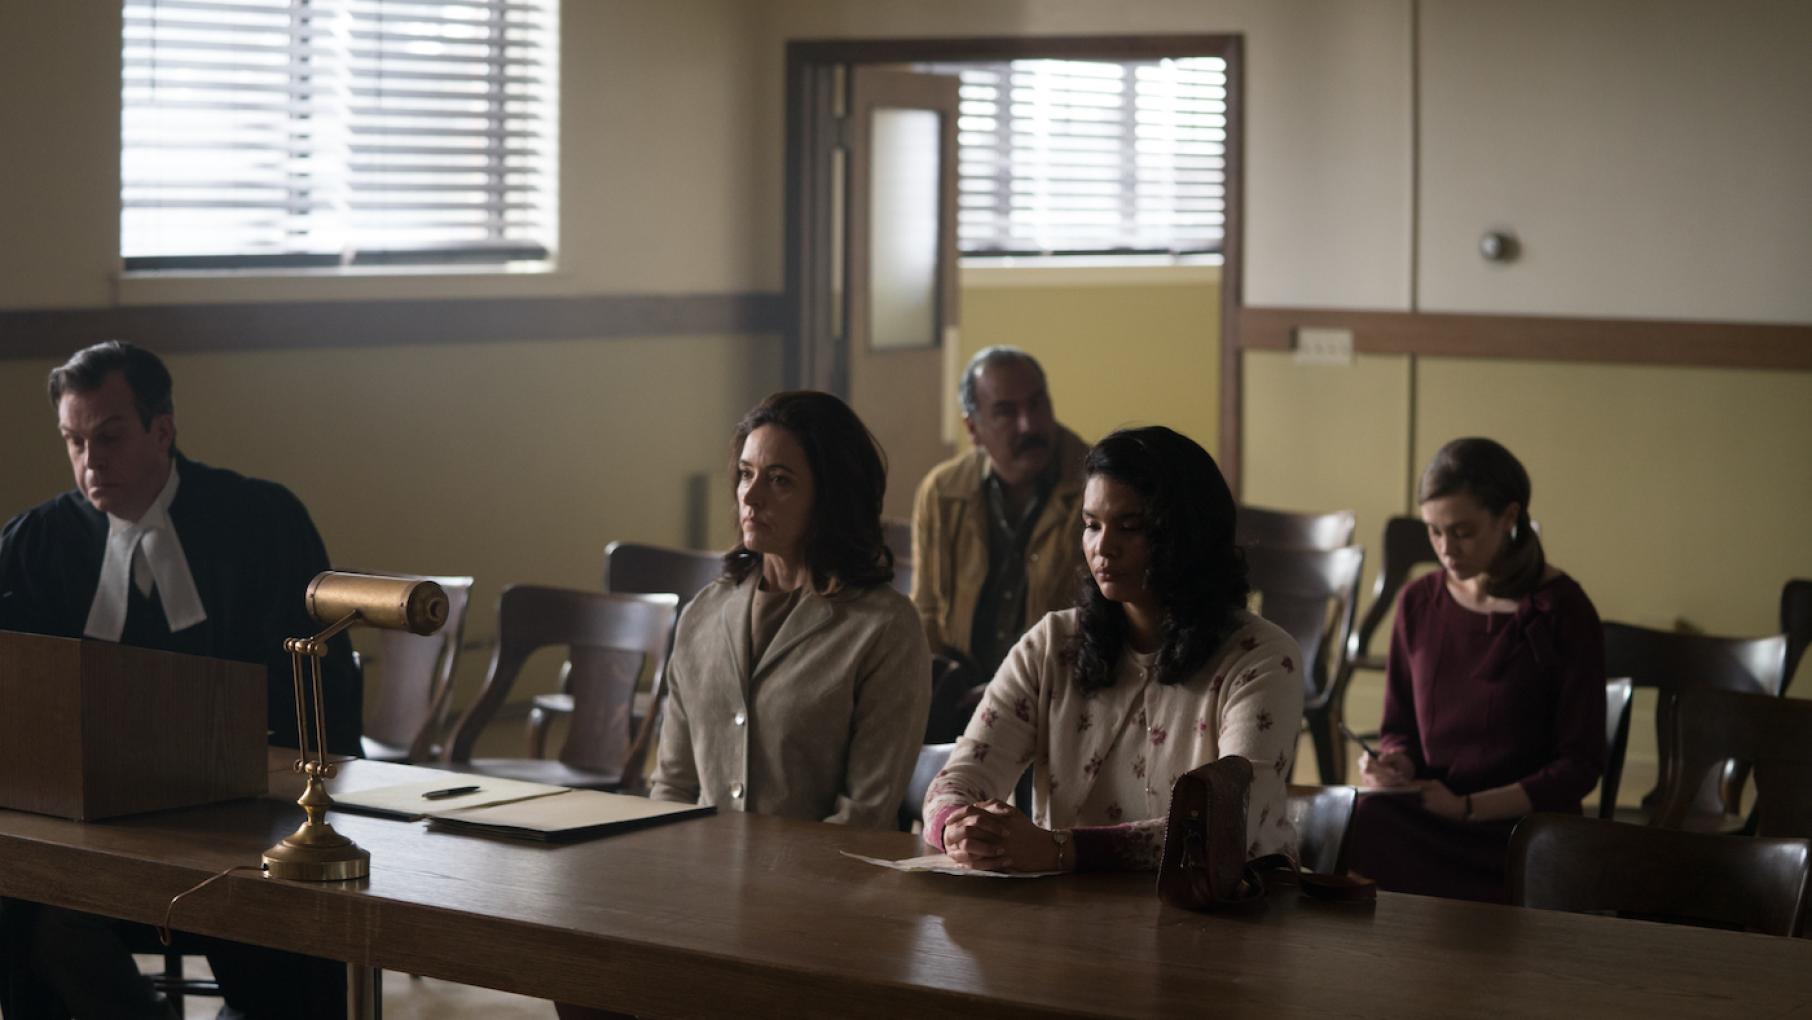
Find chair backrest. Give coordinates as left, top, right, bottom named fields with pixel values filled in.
left=1344, top=516, right=1438, bottom=665
left=445, top=586, right=679, bottom=785
left=1784, top=579, right=1812, bottom=696
left=882, top=516, right=914, bottom=563
left=1659, top=689, right=1812, bottom=840
left=901, top=742, right=956, bottom=832
left=1602, top=622, right=1789, bottom=817
left=1236, top=504, right=1357, bottom=552
left=603, top=541, right=724, bottom=608
left=360, top=575, right=475, bottom=762
left=1508, top=813, right=1811, bottom=936
left=1599, top=677, right=1634, bottom=820
left=1244, top=544, right=1366, bottom=705
left=1286, top=784, right=1357, bottom=874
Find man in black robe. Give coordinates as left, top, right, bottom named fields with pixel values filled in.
left=0, top=340, right=358, bottom=1019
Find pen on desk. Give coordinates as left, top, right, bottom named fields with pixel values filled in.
left=422, top=785, right=481, bottom=800
left=1338, top=721, right=1379, bottom=758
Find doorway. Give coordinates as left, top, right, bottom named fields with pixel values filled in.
left=784, top=36, right=1246, bottom=518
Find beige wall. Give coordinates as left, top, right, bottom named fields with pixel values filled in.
left=957, top=266, right=1221, bottom=453
left=1418, top=0, right=1812, bottom=322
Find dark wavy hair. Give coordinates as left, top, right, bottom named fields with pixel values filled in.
left=721, top=390, right=894, bottom=594
left=1418, top=437, right=1545, bottom=601
left=47, top=340, right=174, bottom=428
left=1070, top=427, right=1250, bottom=695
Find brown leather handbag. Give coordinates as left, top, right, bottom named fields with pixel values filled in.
left=1158, top=756, right=1265, bottom=909
left=1158, top=755, right=1375, bottom=910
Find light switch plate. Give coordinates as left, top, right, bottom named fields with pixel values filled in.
left=1292, top=327, right=1354, bottom=366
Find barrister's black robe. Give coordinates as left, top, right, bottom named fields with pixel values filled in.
left=0, top=454, right=361, bottom=755
left=0, top=455, right=356, bottom=1018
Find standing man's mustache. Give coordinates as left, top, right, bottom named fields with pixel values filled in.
left=1013, top=435, right=1048, bottom=456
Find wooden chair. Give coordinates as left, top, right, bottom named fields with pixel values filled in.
left=1286, top=784, right=1357, bottom=875
left=1236, top=504, right=1356, bottom=551
left=900, top=742, right=956, bottom=833
left=1340, top=516, right=1437, bottom=679
left=359, top=574, right=475, bottom=763
left=924, top=652, right=985, bottom=743
left=445, top=586, right=679, bottom=790
left=1658, top=689, right=1812, bottom=840
left=1508, top=813, right=1811, bottom=936
left=527, top=543, right=721, bottom=757
left=1784, top=579, right=1811, bottom=695
left=1323, top=517, right=1438, bottom=777
left=883, top=516, right=914, bottom=595
left=1599, top=677, right=1634, bottom=820
left=1244, top=544, right=1365, bottom=785
left=1602, top=622, right=1790, bottom=825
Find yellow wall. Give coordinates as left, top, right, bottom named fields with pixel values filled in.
left=957, top=266, right=1221, bottom=452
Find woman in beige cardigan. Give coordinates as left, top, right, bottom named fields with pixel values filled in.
left=925, top=426, right=1303, bottom=872
left=647, top=390, right=930, bottom=829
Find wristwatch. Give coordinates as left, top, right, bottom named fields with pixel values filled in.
left=1051, top=828, right=1072, bottom=871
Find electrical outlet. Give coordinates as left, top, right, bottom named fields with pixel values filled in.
left=1292, top=327, right=1354, bottom=366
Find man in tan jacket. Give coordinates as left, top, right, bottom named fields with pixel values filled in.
left=910, top=347, right=1088, bottom=682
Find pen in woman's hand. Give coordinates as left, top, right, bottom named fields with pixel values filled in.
left=1338, top=721, right=1379, bottom=758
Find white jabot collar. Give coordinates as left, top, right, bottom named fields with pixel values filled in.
left=83, top=461, right=208, bottom=641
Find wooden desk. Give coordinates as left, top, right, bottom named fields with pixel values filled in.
left=1, top=754, right=1809, bottom=1018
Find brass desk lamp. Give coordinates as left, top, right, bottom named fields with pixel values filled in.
left=264, top=571, right=447, bottom=881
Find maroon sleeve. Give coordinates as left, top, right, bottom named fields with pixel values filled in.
left=1377, top=580, right=1429, bottom=776
left=1516, top=583, right=1607, bottom=811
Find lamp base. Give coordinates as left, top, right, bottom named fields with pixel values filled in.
left=262, top=769, right=370, bottom=881
left=263, top=826, right=370, bottom=882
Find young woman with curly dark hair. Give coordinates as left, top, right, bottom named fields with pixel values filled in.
left=922, top=426, right=1304, bottom=872
left=646, top=390, right=930, bottom=828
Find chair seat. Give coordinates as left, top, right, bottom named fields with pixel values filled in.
left=443, top=757, right=624, bottom=790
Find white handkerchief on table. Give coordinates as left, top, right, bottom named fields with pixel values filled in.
left=840, top=851, right=1060, bottom=878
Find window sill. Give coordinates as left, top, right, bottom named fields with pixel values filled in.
left=959, top=256, right=1222, bottom=290
left=113, top=260, right=573, bottom=307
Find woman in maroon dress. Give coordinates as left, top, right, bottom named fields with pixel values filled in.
left=1347, top=437, right=1605, bottom=902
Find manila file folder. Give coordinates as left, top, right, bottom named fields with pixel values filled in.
left=0, top=630, right=268, bottom=820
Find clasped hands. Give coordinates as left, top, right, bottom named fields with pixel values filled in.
left=941, top=799, right=1068, bottom=872
left=1357, top=750, right=1468, bottom=822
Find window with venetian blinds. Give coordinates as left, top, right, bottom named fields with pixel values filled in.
left=917, top=57, right=1227, bottom=258
left=121, top=0, right=557, bottom=269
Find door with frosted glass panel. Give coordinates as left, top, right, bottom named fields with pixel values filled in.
left=845, top=68, right=960, bottom=521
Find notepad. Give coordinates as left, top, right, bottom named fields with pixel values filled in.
left=333, top=776, right=571, bottom=821
left=426, top=789, right=714, bottom=841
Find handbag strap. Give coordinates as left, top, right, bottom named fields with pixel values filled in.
left=1248, top=853, right=1378, bottom=904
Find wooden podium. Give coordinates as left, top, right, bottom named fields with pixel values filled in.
left=0, top=630, right=268, bottom=820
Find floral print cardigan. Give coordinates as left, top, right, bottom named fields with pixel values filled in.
left=924, top=608, right=1305, bottom=869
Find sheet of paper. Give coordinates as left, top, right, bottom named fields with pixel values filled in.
left=840, top=851, right=1059, bottom=878
left=428, top=789, right=713, bottom=841
left=333, top=776, right=571, bottom=820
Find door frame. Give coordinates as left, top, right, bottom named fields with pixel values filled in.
left=783, top=34, right=1248, bottom=488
